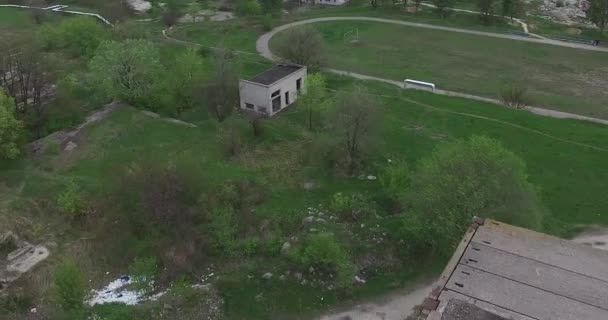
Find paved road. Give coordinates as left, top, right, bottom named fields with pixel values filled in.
left=256, top=17, right=608, bottom=126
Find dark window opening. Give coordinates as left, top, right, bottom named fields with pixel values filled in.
left=245, top=103, right=254, bottom=109
left=296, top=78, right=302, bottom=92
left=284, top=91, right=290, bottom=105
left=258, top=106, right=268, bottom=114
left=271, top=90, right=281, bottom=97
left=272, top=97, right=281, bottom=112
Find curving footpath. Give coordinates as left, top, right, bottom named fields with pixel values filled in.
left=256, top=17, right=608, bottom=126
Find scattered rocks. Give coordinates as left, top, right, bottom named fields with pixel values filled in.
left=262, top=272, right=273, bottom=280
left=63, top=141, right=78, bottom=152
left=354, top=275, right=367, bottom=284
left=303, top=181, right=316, bottom=190
left=302, top=216, right=315, bottom=224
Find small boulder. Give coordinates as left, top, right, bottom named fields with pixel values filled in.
left=302, top=216, right=315, bottom=224
left=281, top=242, right=291, bottom=255
left=262, top=272, right=273, bottom=280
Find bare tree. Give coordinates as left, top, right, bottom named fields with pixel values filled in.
left=477, top=0, right=498, bottom=24
left=276, top=27, right=325, bottom=70
left=1, top=46, right=53, bottom=138
left=204, top=50, right=239, bottom=122
left=500, top=82, right=528, bottom=109
left=330, top=88, right=380, bottom=174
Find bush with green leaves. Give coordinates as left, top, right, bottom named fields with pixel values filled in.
left=235, top=0, right=263, bottom=16
left=0, top=91, right=23, bottom=160
left=405, top=136, right=545, bottom=258
left=41, top=16, right=110, bottom=57
left=329, top=192, right=375, bottom=222
left=53, top=261, right=85, bottom=312
left=379, top=159, right=409, bottom=200
left=289, top=232, right=355, bottom=286
left=57, top=179, right=85, bottom=218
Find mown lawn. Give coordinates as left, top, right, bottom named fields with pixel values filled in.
left=271, top=21, right=608, bottom=119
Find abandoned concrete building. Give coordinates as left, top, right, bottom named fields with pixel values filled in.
left=239, top=64, right=307, bottom=117
left=415, top=218, right=608, bottom=320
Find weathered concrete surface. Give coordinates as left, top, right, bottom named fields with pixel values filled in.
left=423, top=220, right=608, bottom=320
left=0, top=232, right=49, bottom=294
left=318, top=282, right=434, bottom=320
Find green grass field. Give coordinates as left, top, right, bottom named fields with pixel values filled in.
left=271, top=21, right=608, bottom=119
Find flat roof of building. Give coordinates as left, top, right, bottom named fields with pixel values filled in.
left=248, top=64, right=303, bottom=86
left=420, top=218, right=608, bottom=320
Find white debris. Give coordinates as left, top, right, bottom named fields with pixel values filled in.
left=367, top=175, right=377, bottom=180
left=126, top=0, right=152, bottom=13
left=87, top=276, right=166, bottom=306
left=354, top=275, right=366, bottom=284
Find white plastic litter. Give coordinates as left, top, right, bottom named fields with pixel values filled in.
left=87, top=276, right=145, bottom=306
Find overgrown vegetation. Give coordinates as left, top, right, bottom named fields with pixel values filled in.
left=1, top=3, right=607, bottom=320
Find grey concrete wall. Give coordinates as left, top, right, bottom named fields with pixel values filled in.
left=266, top=67, right=307, bottom=116
left=239, top=67, right=307, bottom=117
left=239, top=80, right=270, bottom=115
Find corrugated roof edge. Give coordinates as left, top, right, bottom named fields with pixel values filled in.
left=418, top=217, right=486, bottom=320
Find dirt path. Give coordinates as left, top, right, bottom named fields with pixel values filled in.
left=318, top=282, right=434, bottom=320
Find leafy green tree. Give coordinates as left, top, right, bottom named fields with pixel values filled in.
left=433, top=0, right=455, bottom=18
left=0, top=91, right=23, bottom=160
left=299, top=73, right=327, bottom=131
left=406, top=136, right=544, bottom=257
left=235, top=0, right=263, bottom=16
left=158, top=49, right=208, bottom=116
left=588, top=0, right=608, bottom=33
left=53, top=261, right=85, bottom=312
left=89, top=40, right=161, bottom=106
left=41, top=16, right=110, bottom=57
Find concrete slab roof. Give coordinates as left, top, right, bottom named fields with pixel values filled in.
left=248, top=64, right=303, bottom=86
left=421, top=218, right=608, bottom=320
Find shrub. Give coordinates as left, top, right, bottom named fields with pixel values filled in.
left=41, top=16, right=110, bottom=57
left=500, top=82, right=528, bottom=109
left=57, top=179, right=85, bottom=218
left=379, top=159, right=409, bottom=200
left=261, top=13, right=273, bottom=31
left=290, top=232, right=355, bottom=286
left=220, top=126, right=243, bottom=158
left=53, top=261, right=85, bottom=311
left=235, top=0, right=263, bottom=16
